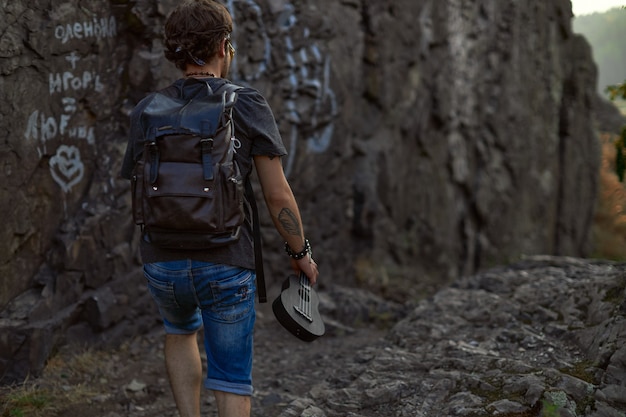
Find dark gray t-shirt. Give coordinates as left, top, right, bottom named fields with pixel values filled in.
left=121, top=77, right=287, bottom=269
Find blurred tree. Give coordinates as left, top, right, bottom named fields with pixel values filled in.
left=606, top=81, right=626, bottom=101
left=607, top=6, right=626, bottom=181
left=610, top=79, right=626, bottom=181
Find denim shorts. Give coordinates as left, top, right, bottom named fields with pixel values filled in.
left=143, top=260, right=256, bottom=396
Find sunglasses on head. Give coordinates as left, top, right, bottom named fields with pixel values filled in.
left=225, top=34, right=235, bottom=58
left=227, top=41, right=235, bottom=58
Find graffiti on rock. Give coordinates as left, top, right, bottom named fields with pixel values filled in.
left=227, top=0, right=338, bottom=177
left=23, top=13, right=116, bottom=193
left=49, top=145, right=85, bottom=193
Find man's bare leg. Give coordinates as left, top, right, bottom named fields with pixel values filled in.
left=165, top=333, right=202, bottom=417
left=213, top=390, right=251, bottom=417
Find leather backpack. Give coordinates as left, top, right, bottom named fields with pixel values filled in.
left=131, top=79, right=245, bottom=249
left=131, top=78, right=267, bottom=302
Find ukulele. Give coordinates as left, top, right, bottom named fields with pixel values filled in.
left=272, top=272, right=325, bottom=342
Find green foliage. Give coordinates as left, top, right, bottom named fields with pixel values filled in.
left=0, top=389, right=53, bottom=417
left=606, top=80, right=626, bottom=101
left=573, top=7, right=626, bottom=96
left=541, top=399, right=561, bottom=417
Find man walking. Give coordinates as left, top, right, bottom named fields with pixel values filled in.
left=121, top=1, right=319, bottom=416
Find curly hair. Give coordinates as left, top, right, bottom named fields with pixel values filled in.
left=164, top=0, right=233, bottom=70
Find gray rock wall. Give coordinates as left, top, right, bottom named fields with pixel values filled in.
left=0, top=0, right=601, bottom=382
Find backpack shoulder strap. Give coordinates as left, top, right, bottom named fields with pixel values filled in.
left=214, top=82, right=267, bottom=303
left=245, top=180, right=266, bottom=303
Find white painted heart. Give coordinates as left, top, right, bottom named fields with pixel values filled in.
left=49, top=144, right=84, bottom=193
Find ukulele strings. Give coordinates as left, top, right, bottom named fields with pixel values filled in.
left=300, top=272, right=311, bottom=317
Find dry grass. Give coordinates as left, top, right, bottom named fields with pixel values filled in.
left=591, top=131, right=626, bottom=260
left=0, top=348, right=113, bottom=417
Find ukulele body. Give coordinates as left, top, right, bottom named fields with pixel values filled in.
left=272, top=274, right=325, bottom=342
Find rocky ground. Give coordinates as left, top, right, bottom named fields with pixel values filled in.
left=2, top=256, right=626, bottom=417
left=39, top=313, right=389, bottom=417
left=0, top=280, right=398, bottom=417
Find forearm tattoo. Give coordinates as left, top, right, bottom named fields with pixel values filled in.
left=278, top=208, right=302, bottom=236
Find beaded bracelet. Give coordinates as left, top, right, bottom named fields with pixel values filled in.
left=285, top=238, right=311, bottom=260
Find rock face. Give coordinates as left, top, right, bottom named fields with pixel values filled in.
left=0, top=0, right=602, bottom=383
